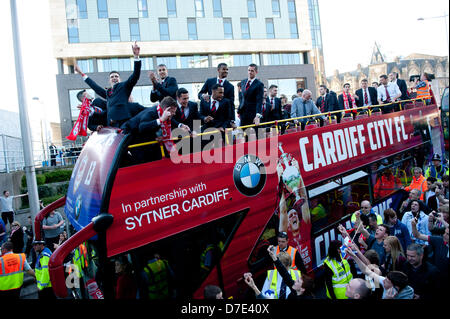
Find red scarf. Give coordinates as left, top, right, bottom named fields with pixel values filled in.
left=67, top=98, right=90, bottom=141
left=157, top=104, right=176, bottom=153
left=343, top=92, right=357, bottom=113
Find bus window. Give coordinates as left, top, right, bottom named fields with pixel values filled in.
left=120, top=209, right=247, bottom=299
left=309, top=177, right=370, bottom=234
left=248, top=213, right=279, bottom=271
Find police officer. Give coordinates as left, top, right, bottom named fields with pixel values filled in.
left=0, top=241, right=35, bottom=298
left=142, top=254, right=172, bottom=299
left=425, top=154, right=449, bottom=182
left=33, top=240, right=55, bottom=299
left=324, top=240, right=353, bottom=299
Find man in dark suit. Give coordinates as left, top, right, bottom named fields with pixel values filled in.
left=121, top=97, right=189, bottom=163
left=75, top=42, right=141, bottom=128
left=316, top=85, right=339, bottom=125
left=174, top=87, right=201, bottom=132
left=149, top=64, right=178, bottom=102
left=355, top=79, right=380, bottom=113
left=266, top=85, right=283, bottom=123
left=389, top=72, right=409, bottom=101
left=75, top=89, right=107, bottom=132
left=200, top=84, right=233, bottom=132
left=198, top=63, right=235, bottom=119
left=238, top=64, right=264, bottom=127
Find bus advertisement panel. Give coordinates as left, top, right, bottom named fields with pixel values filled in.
left=105, top=106, right=438, bottom=273
left=65, top=128, right=124, bottom=231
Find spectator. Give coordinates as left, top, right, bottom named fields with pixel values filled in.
left=42, top=210, right=65, bottom=252
left=1, top=190, right=27, bottom=231
left=382, top=236, right=406, bottom=275
left=53, top=230, right=68, bottom=250
left=399, top=188, right=430, bottom=218
left=261, top=250, right=301, bottom=299
left=243, top=272, right=271, bottom=299
left=383, top=208, right=411, bottom=252
left=411, top=219, right=449, bottom=276
left=9, top=221, right=24, bottom=253
left=203, top=284, right=223, bottom=299
left=428, top=204, right=449, bottom=236
left=274, top=231, right=306, bottom=273
left=355, top=212, right=389, bottom=265
left=114, top=256, right=137, bottom=299
left=350, top=200, right=383, bottom=227
left=344, top=278, right=372, bottom=299
left=404, top=167, right=428, bottom=200
left=49, top=143, right=57, bottom=166
left=0, top=218, right=6, bottom=245
left=323, top=240, right=354, bottom=299
left=401, top=243, right=440, bottom=299
left=401, top=200, right=430, bottom=246
left=442, top=174, right=449, bottom=199
left=374, top=168, right=402, bottom=199
left=425, top=153, right=449, bottom=182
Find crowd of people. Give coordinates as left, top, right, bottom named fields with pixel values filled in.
left=71, top=42, right=434, bottom=158
left=0, top=194, right=66, bottom=299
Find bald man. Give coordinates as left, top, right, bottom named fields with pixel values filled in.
left=345, top=278, right=371, bottom=299
left=351, top=200, right=383, bottom=227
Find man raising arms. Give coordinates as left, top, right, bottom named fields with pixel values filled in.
left=75, top=42, right=141, bottom=128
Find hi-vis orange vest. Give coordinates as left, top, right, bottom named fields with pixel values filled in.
left=416, top=80, right=431, bottom=100
left=275, top=246, right=298, bottom=270
left=0, top=253, right=26, bottom=291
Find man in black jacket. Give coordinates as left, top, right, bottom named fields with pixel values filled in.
left=174, top=88, right=201, bottom=132
left=266, top=84, right=283, bottom=122
left=75, top=42, right=141, bottom=128
left=355, top=79, right=380, bottom=113
left=198, top=63, right=235, bottom=123
left=149, top=64, right=178, bottom=102
left=200, top=84, right=233, bottom=132
left=238, top=64, right=264, bottom=127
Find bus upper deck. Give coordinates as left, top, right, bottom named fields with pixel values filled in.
left=35, top=98, right=444, bottom=299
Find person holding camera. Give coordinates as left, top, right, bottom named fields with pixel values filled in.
left=401, top=200, right=430, bottom=246
left=413, top=72, right=432, bottom=105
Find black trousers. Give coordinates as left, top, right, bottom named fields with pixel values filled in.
left=38, top=287, right=56, bottom=299
left=2, top=211, right=14, bottom=227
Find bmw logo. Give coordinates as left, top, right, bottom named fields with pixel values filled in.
left=233, top=154, right=266, bottom=196
left=75, top=194, right=82, bottom=220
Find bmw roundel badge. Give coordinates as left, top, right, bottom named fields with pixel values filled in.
left=233, top=154, right=266, bottom=196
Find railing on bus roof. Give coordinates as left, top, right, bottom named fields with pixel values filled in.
left=127, top=97, right=431, bottom=158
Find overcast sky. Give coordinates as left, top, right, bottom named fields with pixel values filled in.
left=0, top=0, right=448, bottom=122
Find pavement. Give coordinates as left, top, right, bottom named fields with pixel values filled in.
left=20, top=273, right=38, bottom=299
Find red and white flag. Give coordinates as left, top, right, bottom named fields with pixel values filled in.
left=66, top=98, right=91, bottom=141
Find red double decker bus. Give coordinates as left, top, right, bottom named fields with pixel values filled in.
left=35, top=99, right=444, bottom=299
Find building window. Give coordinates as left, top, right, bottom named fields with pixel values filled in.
left=109, top=18, right=120, bottom=42
left=266, top=18, right=275, bottom=39
left=129, top=18, right=140, bottom=41
left=272, top=0, right=280, bottom=17
left=137, top=0, right=148, bottom=18
left=131, top=86, right=153, bottom=107
left=156, top=56, right=177, bottom=69
left=97, top=58, right=132, bottom=72
left=140, top=57, right=154, bottom=70
left=67, top=19, right=79, bottom=43
left=223, top=18, right=233, bottom=39
left=76, top=59, right=94, bottom=73
left=247, top=0, right=256, bottom=18
left=180, top=55, right=208, bottom=68
left=287, top=0, right=298, bottom=38
left=233, top=54, right=259, bottom=66
left=240, top=18, right=250, bottom=39
left=212, top=0, right=222, bottom=18
left=187, top=18, right=198, bottom=40
left=97, top=0, right=108, bottom=18
left=262, top=53, right=301, bottom=65
left=195, top=0, right=205, bottom=18
left=167, top=0, right=177, bottom=17
left=159, top=18, right=170, bottom=40
left=77, top=0, right=88, bottom=19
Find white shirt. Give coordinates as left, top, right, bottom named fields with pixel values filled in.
left=217, top=77, right=227, bottom=85
left=0, top=196, right=13, bottom=212
left=177, top=101, right=189, bottom=118
left=377, top=82, right=401, bottom=102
